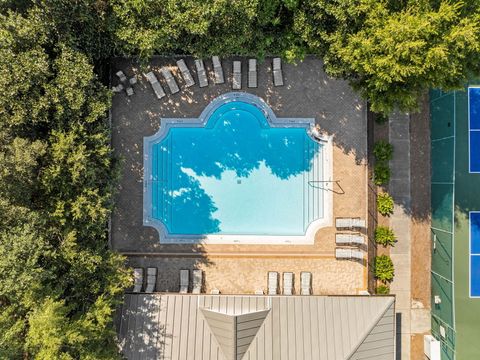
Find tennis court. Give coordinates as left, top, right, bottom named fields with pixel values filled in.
left=469, top=87, right=480, bottom=173
left=470, top=212, right=480, bottom=297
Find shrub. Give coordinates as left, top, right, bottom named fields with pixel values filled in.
left=373, top=141, right=394, bottom=162
left=377, top=193, right=394, bottom=216
left=376, top=284, right=390, bottom=295
left=374, top=113, right=389, bottom=124
left=375, top=226, right=396, bottom=247
left=374, top=255, right=395, bottom=283
left=373, top=162, right=390, bottom=185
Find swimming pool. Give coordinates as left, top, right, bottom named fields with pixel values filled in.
left=143, top=93, right=332, bottom=244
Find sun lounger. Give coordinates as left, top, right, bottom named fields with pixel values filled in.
left=300, top=272, right=312, bottom=295
left=180, top=269, right=189, bottom=293
left=248, top=59, right=257, bottom=88
left=268, top=271, right=278, bottom=295
left=272, top=58, right=283, bottom=86
left=351, top=250, right=365, bottom=261
left=116, top=70, right=127, bottom=83
left=144, top=71, right=166, bottom=99
left=194, top=59, right=208, bottom=88
left=145, top=267, right=157, bottom=293
left=283, top=272, right=294, bottom=295
left=335, top=233, right=366, bottom=245
left=255, top=289, right=264, bottom=295
left=160, top=67, right=180, bottom=94
left=212, top=56, right=225, bottom=84
left=129, top=76, right=137, bottom=85
left=192, top=269, right=203, bottom=294
left=176, top=59, right=195, bottom=87
left=232, top=61, right=241, bottom=89
left=211, top=288, right=220, bottom=295
left=335, top=217, right=366, bottom=229
left=336, top=248, right=352, bottom=259
left=133, top=268, right=143, bottom=293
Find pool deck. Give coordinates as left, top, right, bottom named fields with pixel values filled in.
left=110, top=56, right=368, bottom=295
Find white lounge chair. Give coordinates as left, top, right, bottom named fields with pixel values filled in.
left=145, top=267, right=157, bottom=293
left=283, top=272, right=294, bottom=295
left=128, top=76, right=137, bottom=85
left=335, top=233, right=366, bottom=245
left=335, top=217, right=366, bottom=229
left=211, top=288, right=220, bottom=295
left=248, top=59, right=257, bottom=88
left=144, top=71, right=166, bottom=99
left=192, top=269, right=202, bottom=294
left=133, top=268, right=143, bottom=293
left=232, top=61, right=241, bottom=89
left=272, top=58, right=283, bottom=86
left=212, top=56, right=224, bottom=84
left=335, top=248, right=352, bottom=259
left=176, top=59, right=195, bottom=87
left=255, top=289, right=264, bottom=295
left=351, top=250, right=365, bottom=261
left=125, top=86, right=134, bottom=96
left=268, top=271, right=278, bottom=295
left=300, top=272, right=312, bottom=295
left=112, top=84, right=124, bottom=93
left=194, top=59, right=208, bottom=88
left=116, top=70, right=127, bottom=83
left=160, top=67, right=180, bottom=94
left=179, top=269, right=189, bottom=293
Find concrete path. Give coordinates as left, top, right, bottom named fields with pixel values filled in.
left=389, top=112, right=412, bottom=360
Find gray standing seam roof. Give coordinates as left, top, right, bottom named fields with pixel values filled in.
left=117, top=294, right=395, bottom=360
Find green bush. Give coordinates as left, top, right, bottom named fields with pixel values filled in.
left=374, top=255, right=395, bottom=283
left=373, top=141, right=394, bottom=162
left=373, top=162, right=391, bottom=185
left=377, top=193, right=394, bottom=216
left=376, top=284, right=390, bottom=295
left=375, top=226, right=396, bottom=247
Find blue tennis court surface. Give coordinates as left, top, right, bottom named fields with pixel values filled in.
left=470, top=212, right=480, bottom=297
left=469, top=87, right=480, bottom=172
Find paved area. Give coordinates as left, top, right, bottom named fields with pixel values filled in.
left=110, top=56, right=368, bottom=295
left=389, top=110, right=431, bottom=360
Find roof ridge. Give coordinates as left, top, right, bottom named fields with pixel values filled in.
left=345, top=296, right=395, bottom=360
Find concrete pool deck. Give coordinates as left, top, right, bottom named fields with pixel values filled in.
left=110, top=56, right=368, bottom=294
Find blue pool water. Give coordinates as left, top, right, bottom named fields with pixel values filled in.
left=149, top=100, right=324, bottom=236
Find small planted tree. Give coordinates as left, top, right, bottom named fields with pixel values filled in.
left=374, top=255, right=395, bottom=283
left=373, top=162, right=390, bottom=185
left=373, top=141, right=394, bottom=162
left=377, top=193, right=394, bottom=216
left=376, top=284, right=390, bottom=295
left=374, top=226, right=396, bottom=247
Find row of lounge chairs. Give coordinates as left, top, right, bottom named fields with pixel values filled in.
left=335, top=217, right=366, bottom=261
left=267, top=271, right=312, bottom=295
left=114, top=56, right=285, bottom=99
left=132, top=268, right=203, bottom=294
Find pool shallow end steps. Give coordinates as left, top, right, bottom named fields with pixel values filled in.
left=143, top=92, right=333, bottom=244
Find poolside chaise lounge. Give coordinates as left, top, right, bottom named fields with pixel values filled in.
left=145, top=267, right=157, bottom=293
left=272, top=57, right=284, bottom=86
left=248, top=59, right=257, bottom=88
left=192, top=269, right=203, bottom=294
left=268, top=271, right=279, bottom=295
left=335, top=233, right=366, bottom=245
left=283, top=272, right=294, bottom=295
left=232, top=61, right=241, bottom=90
left=176, top=59, right=195, bottom=87
left=179, top=269, right=189, bottom=293
left=144, top=71, right=166, bottom=99
left=160, top=67, right=180, bottom=94
left=212, top=56, right=225, bottom=84
left=112, top=84, right=124, bottom=93
left=336, top=248, right=365, bottom=261
left=133, top=268, right=143, bottom=293
left=194, top=59, right=208, bottom=88
left=335, top=217, right=366, bottom=229
left=300, top=272, right=312, bottom=295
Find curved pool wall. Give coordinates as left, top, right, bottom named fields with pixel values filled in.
left=143, top=92, right=333, bottom=244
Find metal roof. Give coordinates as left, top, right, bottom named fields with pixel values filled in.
left=117, top=294, right=395, bottom=360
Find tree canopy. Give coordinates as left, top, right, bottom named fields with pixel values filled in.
left=1, top=0, right=479, bottom=358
